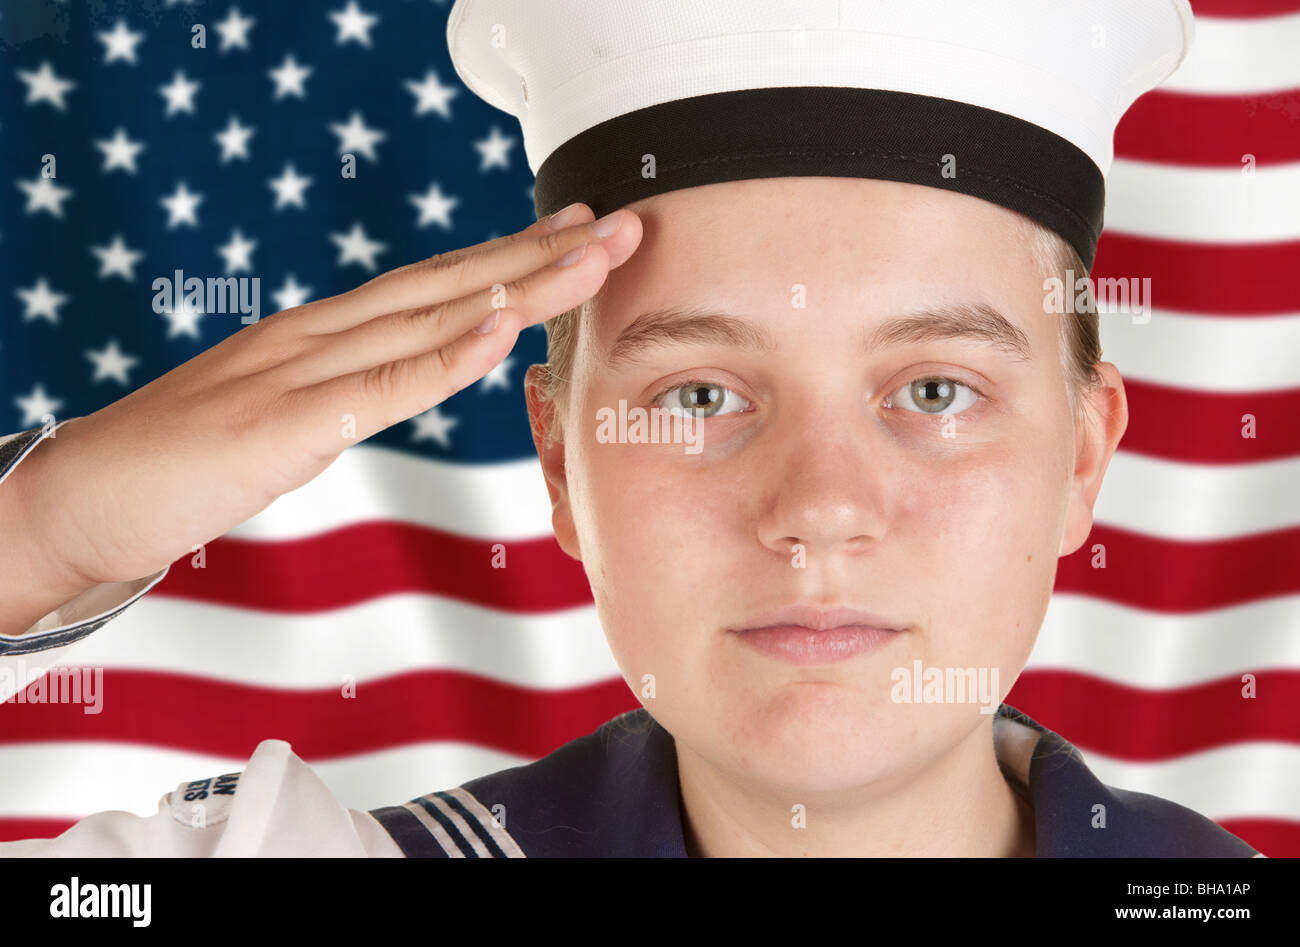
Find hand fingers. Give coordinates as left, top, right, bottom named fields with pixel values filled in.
left=265, top=239, right=613, bottom=390
left=266, top=207, right=588, bottom=336
left=300, top=205, right=638, bottom=335
left=282, top=306, right=526, bottom=444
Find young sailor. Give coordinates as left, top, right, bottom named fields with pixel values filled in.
left=0, top=0, right=1263, bottom=857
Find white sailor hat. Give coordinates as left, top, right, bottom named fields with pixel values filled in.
left=446, top=0, right=1194, bottom=271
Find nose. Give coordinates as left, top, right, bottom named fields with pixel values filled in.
left=754, top=403, right=891, bottom=561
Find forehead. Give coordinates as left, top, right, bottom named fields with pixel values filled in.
left=587, top=176, right=1052, bottom=354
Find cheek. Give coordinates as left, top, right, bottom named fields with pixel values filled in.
left=904, top=434, right=1068, bottom=672
left=567, top=436, right=733, bottom=679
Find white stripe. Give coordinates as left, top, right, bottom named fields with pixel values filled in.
left=1105, top=158, right=1300, bottom=243
left=446, top=786, right=526, bottom=857
left=1099, top=307, right=1300, bottom=392
left=1080, top=742, right=1300, bottom=827
left=314, top=742, right=526, bottom=811
left=419, top=792, right=490, bottom=856
left=1030, top=594, right=1300, bottom=689
left=224, top=443, right=553, bottom=541
left=1095, top=451, right=1300, bottom=540
left=18, top=588, right=1299, bottom=702
left=46, top=594, right=613, bottom=689
left=1159, top=12, right=1300, bottom=95
left=401, top=801, right=466, bottom=857
left=0, top=741, right=525, bottom=820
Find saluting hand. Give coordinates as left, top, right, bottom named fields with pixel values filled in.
left=1, top=203, right=641, bottom=637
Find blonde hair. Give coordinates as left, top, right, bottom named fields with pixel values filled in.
left=532, top=216, right=1101, bottom=447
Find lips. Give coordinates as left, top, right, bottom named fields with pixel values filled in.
left=731, top=604, right=904, bottom=635
left=728, top=604, right=905, bottom=666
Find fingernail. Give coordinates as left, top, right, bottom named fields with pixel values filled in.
left=555, top=243, right=587, bottom=267
left=591, top=210, right=623, bottom=238
left=474, top=309, right=501, bottom=334
left=545, top=202, right=584, bottom=231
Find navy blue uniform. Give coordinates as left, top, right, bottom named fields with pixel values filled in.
left=370, top=704, right=1262, bottom=858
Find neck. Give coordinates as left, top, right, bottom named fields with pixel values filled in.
left=674, top=715, right=1037, bottom=857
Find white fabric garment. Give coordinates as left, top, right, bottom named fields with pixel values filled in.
left=0, top=739, right=402, bottom=857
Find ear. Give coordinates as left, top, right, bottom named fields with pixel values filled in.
left=1059, top=361, right=1128, bottom=557
left=524, top=363, right=582, bottom=562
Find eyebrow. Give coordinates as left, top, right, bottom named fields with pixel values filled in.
left=603, top=302, right=1032, bottom=367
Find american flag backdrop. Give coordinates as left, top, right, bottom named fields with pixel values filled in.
left=0, top=0, right=1297, bottom=856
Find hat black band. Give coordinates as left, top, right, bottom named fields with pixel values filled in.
left=533, top=86, right=1104, bottom=271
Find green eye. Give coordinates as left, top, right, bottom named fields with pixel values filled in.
left=891, top=377, right=978, bottom=414
left=658, top=381, right=749, bottom=418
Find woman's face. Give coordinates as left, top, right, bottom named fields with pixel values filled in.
left=530, top=176, right=1124, bottom=798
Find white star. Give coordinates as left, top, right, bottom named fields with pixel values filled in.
left=404, top=70, right=457, bottom=118
left=268, top=163, right=312, bottom=210
left=328, top=222, right=387, bottom=271
left=16, top=61, right=76, bottom=110
left=215, top=6, right=255, bottom=52
left=272, top=274, right=313, bottom=312
left=329, top=1, right=379, bottom=47
left=214, top=114, right=255, bottom=162
left=159, top=69, right=200, bottom=116
left=15, top=384, right=63, bottom=428
left=85, top=339, right=140, bottom=385
left=409, top=406, right=458, bottom=447
left=480, top=356, right=514, bottom=392
left=16, top=175, right=74, bottom=217
left=97, top=19, right=144, bottom=65
left=217, top=228, right=257, bottom=274
left=161, top=181, right=204, bottom=228
left=408, top=181, right=459, bottom=229
left=160, top=297, right=204, bottom=339
left=474, top=126, right=515, bottom=171
left=95, top=127, right=146, bottom=173
left=16, top=277, right=69, bottom=324
left=329, top=111, right=386, bottom=162
left=90, top=235, right=144, bottom=281
left=268, top=53, right=312, bottom=99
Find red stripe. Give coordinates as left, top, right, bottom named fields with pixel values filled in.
left=0, top=668, right=640, bottom=761
left=1008, top=669, right=1300, bottom=759
left=1120, top=379, right=1300, bottom=463
left=142, top=518, right=1300, bottom=614
left=3, top=815, right=1295, bottom=856
left=151, top=522, right=593, bottom=613
left=1117, top=89, right=1300, bottom=166
left=1189, top=0, right=1300, bottom=16
left=1055, top=523, right=1300, bottom=612
left=0, top=818, right=73, bottom=843
left=1091, top=233, right=1300, bottom=316
left=2, top=666, right=1296, bottom=760
left=1216, top=819, right=1300, bottom=858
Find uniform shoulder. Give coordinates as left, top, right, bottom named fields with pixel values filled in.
left=1102, top=784, right=1263, bottom=857
left=999, top=704, right=1262, bottom=857
left=368, top=709, right=683, bottom=857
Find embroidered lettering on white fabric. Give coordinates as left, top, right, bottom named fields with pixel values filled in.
left=168, top=772, right=240, bottom=828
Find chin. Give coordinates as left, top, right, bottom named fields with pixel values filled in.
left=715, top=684, right=904, bottom=790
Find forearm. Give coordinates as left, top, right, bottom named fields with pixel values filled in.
left=0, top=427, right=100, bottom=639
